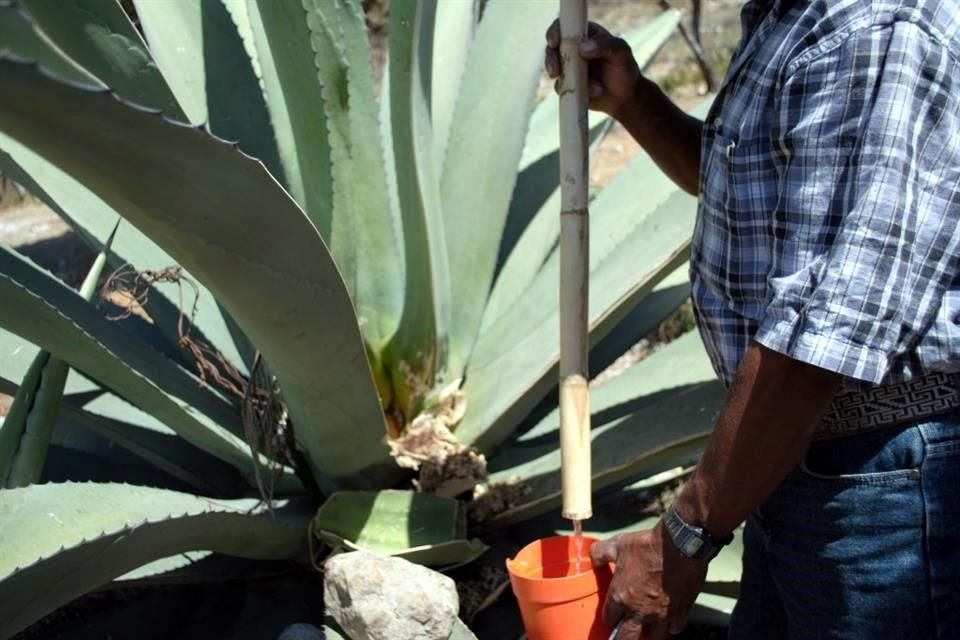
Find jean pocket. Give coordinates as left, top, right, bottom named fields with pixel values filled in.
left=798, top=425, right=925, bottom=486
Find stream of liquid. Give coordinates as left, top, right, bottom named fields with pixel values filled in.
left=573, top=518, right=584, bottom=574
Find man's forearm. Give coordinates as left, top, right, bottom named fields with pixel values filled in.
left=672, top=343, right=842, bottom=539
left=615, top=77, right=704, bottom=196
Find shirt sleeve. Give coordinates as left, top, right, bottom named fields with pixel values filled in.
left=754, top=20, right=960, bottom=384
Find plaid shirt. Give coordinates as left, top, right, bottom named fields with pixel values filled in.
left=691, top=0, right=960, bottom=389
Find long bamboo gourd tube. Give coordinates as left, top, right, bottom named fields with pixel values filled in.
left=558, top=0, right=591, bottom=522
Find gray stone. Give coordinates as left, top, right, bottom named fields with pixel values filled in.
left=277, top=624, right=326, bottom=640
left=323, top=550, right=459, bottom=640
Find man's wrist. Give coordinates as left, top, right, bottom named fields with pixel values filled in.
left=611, top=77, right=671, bottom=139
left=661, top=502, right=733, bottom=562
left=672, top=475, right=734, bottom=542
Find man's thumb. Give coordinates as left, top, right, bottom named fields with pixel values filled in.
left=590, top=536, right=619, bottom=567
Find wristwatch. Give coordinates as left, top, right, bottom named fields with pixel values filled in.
left=662, top=504, right=733, bottom=561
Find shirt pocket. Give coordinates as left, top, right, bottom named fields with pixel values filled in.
left=700, top=122, right=739, bottom=219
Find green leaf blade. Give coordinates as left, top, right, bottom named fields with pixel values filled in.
left=387, top=0, right=452, bottom=407
left=0, top=482, right=309, bottom=637
left=439, top=0, right=555, bottom=376
left=0, top=58, right=395, bottom=490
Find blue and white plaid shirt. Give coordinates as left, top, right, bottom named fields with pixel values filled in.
left=691, top=0, right=960, bottom=389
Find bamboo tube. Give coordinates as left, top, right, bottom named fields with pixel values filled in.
left=558, top=0, right=591, bottom=522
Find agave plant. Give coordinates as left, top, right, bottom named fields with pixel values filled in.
left=0, top=0, right=734, bottom=636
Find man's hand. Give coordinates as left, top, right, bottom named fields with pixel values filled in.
left=591, top=522, right=707, bottom=639
left=544, top=20, right=641, bottom=118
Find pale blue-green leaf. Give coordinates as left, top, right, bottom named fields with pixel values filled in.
left=0, top=482, right=310, bottom=637
left=431, top=0, right=477, bottom=165
left=238, top=0, right=332, bottom=234
left=439, top=0, right=555, bottom=377
left=299, top=0, right=402, bottom=350
left=0, top=244, right=262, bottom=477
left=114, top=551, right=212, bottom=583
left=4, top=223, right=116, bottom=487
left=461, top=182, right=697, bottom=452
left=17, top=0, right=184, bottom=118
left=132, top=0, right=283, bottom=176
left=690, top=593, right=736, bottom=627
left=0, top=0, right=99, bottom=85
left=587, top=268, right=691, bottom=378
left=60, top=403, right=246, bottom=496
left=0, top=350, right=45, bottom=484
left=483, top=377, right=722, bottom=530
left=0, top=59, right=394, bottom=490
left=386, top=0, right=451, bottom=400
left=0, top=329, right=245, bottom=496
left=313, top=490, right=487, bottom=567
left=486, top=12, right=683, bottom=327
left=0, top=135, right=253, bottom=376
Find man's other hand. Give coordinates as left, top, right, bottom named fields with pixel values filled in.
left=590, top=522, right=708, bottom=639
left=544, top=20, right=641, bottom=119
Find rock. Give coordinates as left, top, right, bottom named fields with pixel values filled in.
left=324, top=550, right=459, bottom=640
left=277, top=623, right=326, bottom=640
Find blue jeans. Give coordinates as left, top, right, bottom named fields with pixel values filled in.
left=728, top=415, right=960, bottom=639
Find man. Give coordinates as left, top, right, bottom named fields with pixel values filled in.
left=545, top=1, right=960, bottom=638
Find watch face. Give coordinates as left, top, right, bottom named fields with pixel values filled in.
left=684, top=535, right=704, bottom=555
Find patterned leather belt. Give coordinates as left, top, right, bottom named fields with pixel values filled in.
left=815, top=371, right=960, bottom=440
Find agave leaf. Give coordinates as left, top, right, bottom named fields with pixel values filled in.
left=131, top=0, right=283, bottom=177
left=17, top=0, right=184, bottom=118
left=587, top=268, right=691, bottom=378
left=114, top=551, right=213, bottom=584
left=0, top=330, right=247, bottom=495
left=0, top=482, right=310, bottom=638
left=481, top=334, right=723, bottom=529
left=2, top=223, right=116, bottom=487
left=439, top=0, right=555, bottom=377
left=0, top=349, right=45, bottom=484
left=0, top=6, right=231, bottom=368
left=0, top=245, right=268, bottom=478
left=386, top=0, right=452, bottom=404
left=0, top=58, right=394, bottom=490
left=0, top=133, right=254, bottom=377
left=690, top=593, right=736, bottom=627
left=486, top=12, right=684, bottom=326
left=0, top=0, right=98, bottom=85
left=60, top=403, right=246, bottom=496
left=313, top=490, right=488, bottom=567
left=461, top=183, right=698, bottom=452
left=234, top=0, right=332, bottom=232
left=298, top=0, right=403, bottom=351
left=431, top=0, right=478, bottom=166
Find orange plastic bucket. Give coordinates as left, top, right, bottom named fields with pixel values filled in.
left=506, top=535, right=614, bottom=640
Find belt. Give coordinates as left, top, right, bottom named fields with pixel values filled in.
left=815, top=371, right=960, bottom=440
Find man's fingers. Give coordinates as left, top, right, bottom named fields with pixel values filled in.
left=589, top=80, right=604, bottom=97
left=601, top=579, right=629, bottom=628
left=546, top=18, right=560, bottom=47
left=613, top=617, right=644, bottom=640
left=545, top=45, right=561, bottom=77
left=580, top=30, right=632, bottom=64
left=591, top=537, right=619, bottom=567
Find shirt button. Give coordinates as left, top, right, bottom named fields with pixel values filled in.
left=713, top=117, right=723, bottom=127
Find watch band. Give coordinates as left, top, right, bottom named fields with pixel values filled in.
left=662, top=504, right=732, bottom=561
